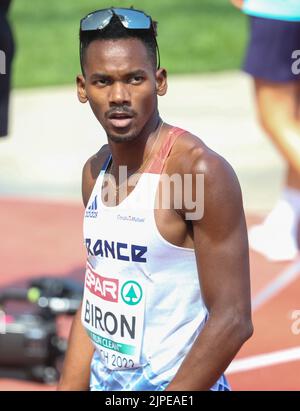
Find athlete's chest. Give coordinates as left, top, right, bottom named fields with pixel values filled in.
left=85, top=170, right=193, bottom=250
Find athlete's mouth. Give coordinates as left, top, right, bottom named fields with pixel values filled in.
left=109, top=112, right=133, bottom=118
left=107, top=111, right=134, bottom=128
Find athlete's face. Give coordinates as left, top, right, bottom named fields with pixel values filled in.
left=77, top=38, right=167, bottom=142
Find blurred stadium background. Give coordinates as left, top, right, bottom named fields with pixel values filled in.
left=11, top=0, right=247, bottom=88
left=0, top=0, right=299, bottom=391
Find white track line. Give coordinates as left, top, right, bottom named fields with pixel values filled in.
left=227, top=346, right=300, bottom=374
left=252, top=259, right=300, bottom=312
left=226, top=260, right=300, bottom=375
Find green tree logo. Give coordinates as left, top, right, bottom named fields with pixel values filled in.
left=121, top=281, right=143, bottom=305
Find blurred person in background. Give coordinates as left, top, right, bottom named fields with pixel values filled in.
left=231, top=0, right=300, bottom=261
left=0, top=0, right=15, bottom=138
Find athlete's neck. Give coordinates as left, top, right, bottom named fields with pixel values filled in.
left=107, top=113, right=163, bottom=173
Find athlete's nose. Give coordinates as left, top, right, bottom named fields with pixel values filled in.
left=109, top=81, right=131, bottom=106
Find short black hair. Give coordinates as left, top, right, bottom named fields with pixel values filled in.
left=79, top=14, right=158, bottom=74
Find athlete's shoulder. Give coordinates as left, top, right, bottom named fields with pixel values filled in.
left=82, top=144, right=110, bottom=179
left=82, top=144, right=110, bottom=207
left=168, top=126, right=242, bottom=205
left=168, top=127, right=230, bottom=176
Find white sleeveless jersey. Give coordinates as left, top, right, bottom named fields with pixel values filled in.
left=81, top=127, right=230, bottom=391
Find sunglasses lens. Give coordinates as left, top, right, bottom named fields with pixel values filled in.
left=81, top=10, right=113, bottom=31
left=113, top=9, right=151, bottom=29
left=81, top=8, right=152, bottom=32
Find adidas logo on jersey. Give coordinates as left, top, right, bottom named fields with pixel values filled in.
left=85, top=195, right=98, bottom=218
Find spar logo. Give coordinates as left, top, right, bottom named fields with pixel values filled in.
left=85, top=264, right=119, bottom=302
left=121, top=281, right=143, bottom=306
left=85, top=265, right=143, bottom=306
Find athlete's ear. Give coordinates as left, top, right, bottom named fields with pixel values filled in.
left=155, top=68, right=167, bottom=96
left=77, top=74, right=88, bottom=103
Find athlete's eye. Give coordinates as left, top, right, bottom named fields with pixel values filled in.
left=94, top=78, right=110, bottom=86
left=130, top=76, right=144, bottom=85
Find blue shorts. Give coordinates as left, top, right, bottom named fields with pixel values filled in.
left=243, top=16, right=300, bottom=83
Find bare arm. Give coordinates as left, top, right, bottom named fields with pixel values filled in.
left=230, top=0, right=244, bottom=9
left=165, top=150, right=253, bottom=390
left=57, top=303, right=94, bottom=390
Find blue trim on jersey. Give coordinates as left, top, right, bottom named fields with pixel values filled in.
left=90, top=358, right=170, bottom=391
left=101, top=154, right=112, bottom=172
left=90, top=352, right=231, bottom=391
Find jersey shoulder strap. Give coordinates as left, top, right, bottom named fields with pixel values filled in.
left=147, top=127, right=187, bottom=174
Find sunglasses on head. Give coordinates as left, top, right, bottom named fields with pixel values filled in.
left=80, top=7, right=160, bottom=69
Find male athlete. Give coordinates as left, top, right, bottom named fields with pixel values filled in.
left=58, top=7, right=253, bottom=391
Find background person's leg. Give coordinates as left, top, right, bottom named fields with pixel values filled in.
left=248, top=79, right=300, bottom=260
left=254, top=79, right=300, bottom=179
left=296, top=81, right=300, bottom=121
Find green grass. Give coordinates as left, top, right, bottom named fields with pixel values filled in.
left=9, top=0, right=247, bottom=88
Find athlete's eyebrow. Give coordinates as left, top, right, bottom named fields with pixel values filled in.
left=126, top=69, right=148, bottom=77
left=90, top=72, right=111, bottom=81
left=90, top=70, right=148, bottom=81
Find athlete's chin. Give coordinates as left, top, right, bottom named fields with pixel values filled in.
left=108, top=133, right=138, bottom=143
left=107, top=127, right=138, bottom=143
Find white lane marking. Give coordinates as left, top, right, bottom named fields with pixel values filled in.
left=227, top=346, right=300, bottom=374
left=252, top=259, right=300, bottom=312
left=229, top=254, right=300, bottom=376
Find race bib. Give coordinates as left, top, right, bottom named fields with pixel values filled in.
left=81, top=262, right=146, bottom=370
